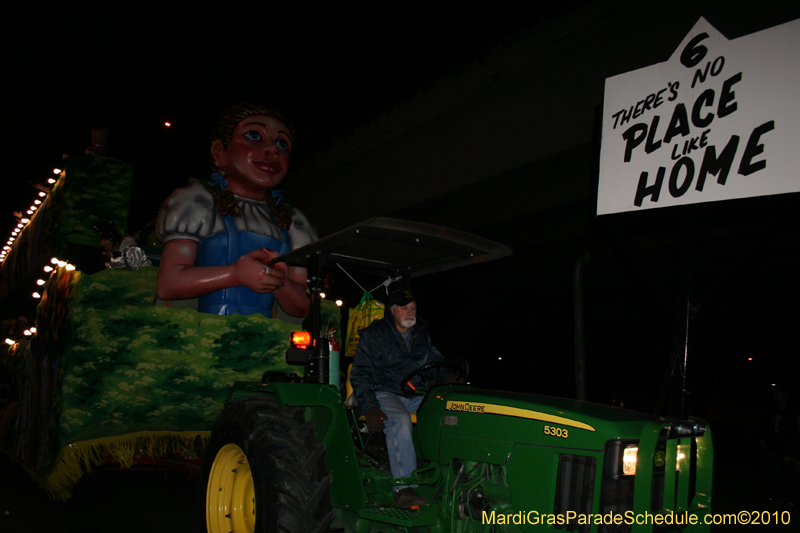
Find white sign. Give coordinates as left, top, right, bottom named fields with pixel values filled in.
left=597, top=17, right=800, bottom=216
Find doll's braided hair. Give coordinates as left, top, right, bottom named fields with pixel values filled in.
left=207, top=103, right=296, bottom=230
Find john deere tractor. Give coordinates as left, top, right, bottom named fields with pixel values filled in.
left=201, top=217, right=713, bottom=533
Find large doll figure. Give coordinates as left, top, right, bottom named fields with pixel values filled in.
left=156, top=104, right=317, bottom=318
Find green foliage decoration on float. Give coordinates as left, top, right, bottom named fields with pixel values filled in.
left=3, top=264, right=339, bottom=499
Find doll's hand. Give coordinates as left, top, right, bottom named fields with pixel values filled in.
left=260, top=248, right=290, bottom=289
left=234, top=249, right=288, bottom=293
left=260, top=248, right=289, bottom=275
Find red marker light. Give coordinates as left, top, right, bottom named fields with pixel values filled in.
left=164, top=122, right=171, bottom=127
left=291, top=331, right=312, bottom=349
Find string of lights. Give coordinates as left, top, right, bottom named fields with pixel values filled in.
left=0, top=168, right=60, bottom=264
left=3, top=257, right=74, bottom=348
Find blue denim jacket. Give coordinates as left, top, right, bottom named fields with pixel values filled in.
left=350, top=315, right=444, bottom=413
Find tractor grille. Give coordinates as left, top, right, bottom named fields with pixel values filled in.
left=599, top=433, right=703, bottom=533
left=599, top=439, right=637, bottom=533
left=599, top=476, right=635, bottom=533
left=553, top=454, right=596, bottom=532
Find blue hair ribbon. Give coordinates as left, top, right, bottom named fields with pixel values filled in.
left=207, top=173, right=229, bottom=190
left=271, top=189, right=290, bottom=207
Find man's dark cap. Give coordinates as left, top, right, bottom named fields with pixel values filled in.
left=387, top=289, right=416, bottom=307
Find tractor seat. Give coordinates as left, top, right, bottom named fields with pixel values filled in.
left=345, top=364, right=417, bottom=424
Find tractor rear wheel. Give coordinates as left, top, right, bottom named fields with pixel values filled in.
left=202, top=396, right=333, bottom=533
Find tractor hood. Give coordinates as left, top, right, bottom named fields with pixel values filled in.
left=416, top=386, right=660, bottom=463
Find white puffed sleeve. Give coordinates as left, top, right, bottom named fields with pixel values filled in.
left=156, top=183, right=227, bottom=244
left=288, top=207, right=318, bottom=250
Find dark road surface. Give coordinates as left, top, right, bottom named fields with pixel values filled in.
left=1, top=423, right=796, bottom=532
left=1, top=453, right=200, bottom=533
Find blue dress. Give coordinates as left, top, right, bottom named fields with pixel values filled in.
left=195, top=215, right=291, bottom=316
left=156, top=182, right=318, bottom=318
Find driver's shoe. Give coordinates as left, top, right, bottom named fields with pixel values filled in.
left=395, top=487, right=427, bottom=508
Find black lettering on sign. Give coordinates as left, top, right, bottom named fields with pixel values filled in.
left=681, top=33, right=710, bottom=68
left=681, top=136, right=701, bottom=157
left=611, top=84, right=676, bottom=130
left=691, top=89, right=715, bottom=128
left=622, top=114, right=670, bottom=163
left=645, top=115, right=662, bottom=154
left=622, top=123, right=647, bottom=163
left=669, top=157, right=695, bottom=198
left=654, top=88, right=667, bottom=108
left=739, top=121, right=775, bottom=176
left=711, top=56, right=725, bottom=76
left=718, top=72, right=742, bottom=119
left=696, top=135, right=740, bottom=190
left=664, top=103, right=690, bottom=144
left=699, top=129, right=710, bottom=149
left=634, top=167, right=665, bottom=206
left=668, top=81, right=679, bottom=101
left=691, top=56, right=726, bottom=89
left=611, top=106, right=634, bottom=129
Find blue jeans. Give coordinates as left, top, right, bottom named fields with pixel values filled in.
left=375, top=391, right=424, bottom=490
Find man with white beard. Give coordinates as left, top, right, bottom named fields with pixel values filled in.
left=350, top=289, right=448, bottom=509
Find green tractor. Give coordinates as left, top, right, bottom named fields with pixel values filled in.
left=200, top=218, right=713, bottom=533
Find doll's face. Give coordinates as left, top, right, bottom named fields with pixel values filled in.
left=211, top=115, right=293, bottom=199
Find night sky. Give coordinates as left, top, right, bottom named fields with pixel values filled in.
left=5, top=2, right=548, bottom=234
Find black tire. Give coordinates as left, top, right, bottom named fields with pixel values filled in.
left=201, top=396, right=333, bottom=533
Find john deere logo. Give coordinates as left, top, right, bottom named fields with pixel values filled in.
left=654, top=451, right=666, bottom=467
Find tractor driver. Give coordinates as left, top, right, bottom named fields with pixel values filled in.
left=350, top=289, right=453, bottom=509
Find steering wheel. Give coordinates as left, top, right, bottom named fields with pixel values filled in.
left=401, top=359, right=470, bottom=394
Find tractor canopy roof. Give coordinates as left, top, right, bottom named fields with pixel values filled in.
left=275, top=217, right=512, bottom=280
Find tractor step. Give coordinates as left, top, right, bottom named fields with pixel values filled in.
left=358, top=504, right=438, bottom=526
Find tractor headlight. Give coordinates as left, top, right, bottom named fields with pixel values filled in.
left=601, top=440, right=639, bottom=519
left=622, top=446, right=638, bottom=476
left=604, top=439, right=639, bottom=479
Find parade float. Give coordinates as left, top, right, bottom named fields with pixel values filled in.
left=0, top=153, right=340, bottom=500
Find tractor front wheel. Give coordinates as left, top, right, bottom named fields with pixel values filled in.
left=202, top=397, right=333, bottom=533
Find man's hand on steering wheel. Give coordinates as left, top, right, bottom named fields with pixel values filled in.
left=364, top=406, right=388, bottom=433
left=401, top=359, right=469, bottom=394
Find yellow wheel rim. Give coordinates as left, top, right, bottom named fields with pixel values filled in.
left=206, top=443, right=256, bottom=533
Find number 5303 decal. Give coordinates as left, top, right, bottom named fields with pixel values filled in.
left=544, top=425, right=569, bottom=439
